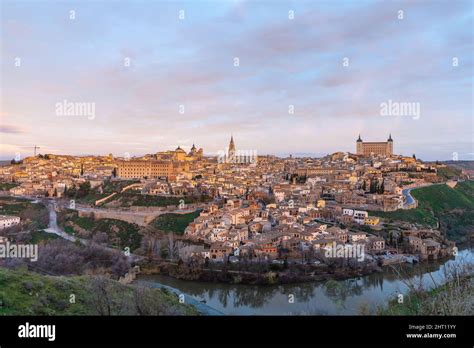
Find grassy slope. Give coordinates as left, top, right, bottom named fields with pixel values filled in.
left=377, top=274, right=473, bottom=315
left=0, top=182, right=19, bottom=191
left=30, top=230, right=60, bottom=244
left=373, top=181, right=474, bottom=241
left=437, top=166, right=462, bottom=180
left=58, top=209, right=142, bottom=250
left=151, top=210, right=202, bottom=234
left=412, top=181, right=474, bottom=212
left=0, top=267, right=198, bottom=315
left=373, top=202, right=437, bottom=226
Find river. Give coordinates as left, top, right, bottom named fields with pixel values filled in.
left=136, top=248, right=473, bottom=315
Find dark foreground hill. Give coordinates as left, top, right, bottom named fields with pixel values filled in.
left=0, top=267, right=198, bottom=315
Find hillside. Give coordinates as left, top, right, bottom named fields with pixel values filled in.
left=374, top=181, right=474, bottom=243
left=0, top=267, right=198, bottom=315
left=151, top=210, right=202, bottom=234
left=57, top=209, right=143, bottom=251
left=436, top=166, right=463, bottom=180
left=413, top=181, right=474, bottom=212
left=377, top=270, right=473, bottom=315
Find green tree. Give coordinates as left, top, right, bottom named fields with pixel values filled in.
left=76, top=181, right=91, bottom=198
left=369, top=180, right=377, bottom=194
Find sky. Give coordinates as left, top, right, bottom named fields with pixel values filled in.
left=0, top=0, right=473, bottom=161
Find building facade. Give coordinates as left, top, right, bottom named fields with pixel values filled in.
left=116, top=145, right=203, bottom=179
left=118, top=160, right=168, bottom=179
left=356, top=134, right=393, bottom=156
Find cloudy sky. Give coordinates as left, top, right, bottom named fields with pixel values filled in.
left=0, top=0, right=472, bottom=161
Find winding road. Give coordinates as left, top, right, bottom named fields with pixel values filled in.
left=43, top=201, right=76, bottom=242
left=401, top=188, right=416, bottom=208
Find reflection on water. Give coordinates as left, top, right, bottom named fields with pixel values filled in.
left=137, top=249, right=473, bottom=315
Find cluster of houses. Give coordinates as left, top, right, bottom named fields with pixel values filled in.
left=183, top=198, right=387, bottom=262
left=404, top=229, right=455, bottom=261
left=182, top=198, right=454, bottom=263
left=1, top=154, right=115, bottom=197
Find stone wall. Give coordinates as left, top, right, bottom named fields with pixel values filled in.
left=78, top=209, right=149, bottom=226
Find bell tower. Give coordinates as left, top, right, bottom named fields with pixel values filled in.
left=228, top=135, right=236, bottom=161
left=387, top=134, right=393, bottom=156
left=356, top=134, right=363, bottom=155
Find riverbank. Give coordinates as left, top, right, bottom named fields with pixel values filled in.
left=377, top=267, right=473, bottom=315
left=137, top=250, right=459, bottom=286
left=138, top=259, right=383, bottom=285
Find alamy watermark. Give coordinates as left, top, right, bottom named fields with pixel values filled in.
left=0, top=242, right=38, bottom=262
left=217, top=149, right=257, bottom=164
left=18, top=322, right=55, bottom=341
left=380, top=99, right=420, bottom=120
left=325, top=243, right=365, bottom=262
left=55, top=99, right=96, bottom=120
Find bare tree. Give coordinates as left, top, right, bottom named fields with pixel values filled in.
left=167, top=233, right=178, bottom=261
left=178, top=244, right=196, bottom=262
left=88, top=276, right=113, bottom=315
left=132, top=286, right=181, bottom=315
left=140, top=228, right=162, bottom=258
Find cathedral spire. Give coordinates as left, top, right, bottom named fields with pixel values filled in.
left=228, top=134, right=236, bottom=161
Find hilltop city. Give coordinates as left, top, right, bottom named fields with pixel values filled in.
left=1, top=133, right=468, bottom=279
